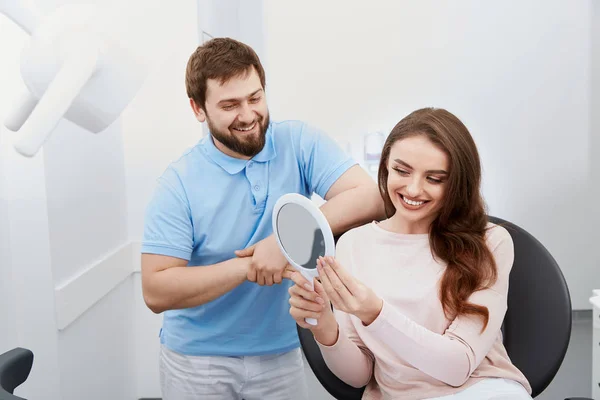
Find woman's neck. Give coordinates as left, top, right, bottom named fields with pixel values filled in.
left=379, top=215, right=432, bottom=235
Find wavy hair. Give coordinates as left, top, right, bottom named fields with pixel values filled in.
left=378, top=108, right=497, bottom=330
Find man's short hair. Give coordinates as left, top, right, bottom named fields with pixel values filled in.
left=185, top=37, right=266, bottom=110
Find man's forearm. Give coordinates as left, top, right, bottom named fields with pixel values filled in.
left=320, top=184, right=386, bottom=235
left=143, top=257, right=249, bottom=313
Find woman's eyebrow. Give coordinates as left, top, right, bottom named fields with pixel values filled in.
left=393, top=158, right=447, bottom=175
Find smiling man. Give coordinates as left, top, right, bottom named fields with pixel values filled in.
left=140, top=37, right=385, bottom=400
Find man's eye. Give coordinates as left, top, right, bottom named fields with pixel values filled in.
left=222, top=105, right=235, bottom=110
left=249, top=97, right=261, bottom=103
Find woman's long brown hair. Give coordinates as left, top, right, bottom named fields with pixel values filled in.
left=377, top=108, right=497, bottom=330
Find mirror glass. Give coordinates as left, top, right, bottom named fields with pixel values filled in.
left=275, top=203, right=325, bottom=270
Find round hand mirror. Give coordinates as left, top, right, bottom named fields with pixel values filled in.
left=272, top=193, right=335, bottom=326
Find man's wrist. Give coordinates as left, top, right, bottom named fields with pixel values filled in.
left=236, top=257, right=251, bottom=279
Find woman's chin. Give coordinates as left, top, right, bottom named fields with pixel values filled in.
left=392, top=202, right=437, bottom=225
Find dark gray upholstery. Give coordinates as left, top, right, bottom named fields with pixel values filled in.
left=489, top=216, right=571, bottom=397
left=0, top=348, right=33, bottom=400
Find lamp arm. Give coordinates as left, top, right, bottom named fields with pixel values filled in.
left=0, top=0, right=41, bottom=34
left=13, top=47, right=98, bottom=157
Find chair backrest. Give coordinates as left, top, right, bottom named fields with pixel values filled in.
left=0, top=348, right=33, bottom=400
left=298, top=323, right=365, bottom=399
left=490, top=216, right=571, bottom=397
left=298, top=216, right=572, bottom=399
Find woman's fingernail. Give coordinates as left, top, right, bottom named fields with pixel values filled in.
left=304, top=284, right=312, bottom=291
left=316, top=297, right=324, bottom=304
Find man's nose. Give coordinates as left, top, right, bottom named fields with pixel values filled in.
left=237, top=103, right=254, bottom=124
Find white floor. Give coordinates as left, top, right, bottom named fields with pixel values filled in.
left=303, top=311, right=595, bottom=400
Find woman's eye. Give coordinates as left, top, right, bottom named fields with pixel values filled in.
left=427, top=177, right=443, bottom=184
left=392, top=167, right=409, bottom=176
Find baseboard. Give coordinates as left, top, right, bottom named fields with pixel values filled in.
left=572, top=309, right=593, bottom=323
left=54, top=241, right=141, bottom=330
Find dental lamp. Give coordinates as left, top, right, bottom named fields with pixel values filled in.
left=0, top=0, right=147, bottom=157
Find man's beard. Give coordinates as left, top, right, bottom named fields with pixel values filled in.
left=207, top=113, right=270, bottom=158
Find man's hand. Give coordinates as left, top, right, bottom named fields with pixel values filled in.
left=234, top=235, right=288, bottom=286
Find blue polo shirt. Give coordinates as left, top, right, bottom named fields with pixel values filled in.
left=142, top=120, right=356, bottom=356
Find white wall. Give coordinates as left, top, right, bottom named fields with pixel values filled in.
left=0, top=9, right=62, bottom=399
left=0, top=14, right=22, bottom=357
left=239, top=0, right=267, bottom=68
left=264, top=0, right=598, bottom=310
left=38, top=0, right=137, bottom=397
left=121, top=10, right=200, bottom=242
left=121, top=0, right=200, bottom=395
left=0, top=1, right=200, bottom=399
left=592, top=0, right=600, bottom=292
left=43, top=120, right=129, bottom=287
left=198, top=0, right=240, bottom=40
left=0, top=159, right=17, bottom=354
left=0, top=138, right=64, bottom=400
left=57, top=278, right=136, bottom=400
left=197, top=0, right=266, bottom=59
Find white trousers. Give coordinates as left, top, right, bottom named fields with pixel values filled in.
left=427, top=378, right=532, bottom=400
left=159, top=345, right=309, bottom=400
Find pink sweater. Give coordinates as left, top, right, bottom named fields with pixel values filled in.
left=316, top=222, right=532, bottom=400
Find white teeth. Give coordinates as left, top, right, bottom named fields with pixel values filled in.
left=402, top=195, right=424, bottom=206
left=234, top=122, right=256, bottom=132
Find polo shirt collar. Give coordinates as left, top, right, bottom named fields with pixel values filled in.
left=202, top=124, right=276, bottom=175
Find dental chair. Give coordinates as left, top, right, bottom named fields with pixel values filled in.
left=297, top=216, right=594, bottom=400
left=0, top=348, right=33, bottom=400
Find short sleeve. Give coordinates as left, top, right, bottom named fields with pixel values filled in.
left=298, top=123, right=356, bottom=198
left=141, top=172, right=194, bottom=261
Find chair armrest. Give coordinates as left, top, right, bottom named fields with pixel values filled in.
left=0, top=348, right=34, bottom=400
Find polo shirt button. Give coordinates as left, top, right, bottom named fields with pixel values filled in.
left=248, top=161, right=253, bottom=168
left=253, top=185, right=260, bottom=191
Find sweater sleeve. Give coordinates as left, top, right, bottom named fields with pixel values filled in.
left=362, top=226, right=514, bottom=387
left=315, top=231, right=375, bottom=388
left=316, top=309, right=375, bottom=388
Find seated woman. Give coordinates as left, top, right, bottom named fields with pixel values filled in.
left=288, top=108, right=532, bottom=400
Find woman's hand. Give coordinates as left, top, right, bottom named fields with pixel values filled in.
left=317, top=256, right=383, bottom=326
left=288, top=270, right=339, bottom=345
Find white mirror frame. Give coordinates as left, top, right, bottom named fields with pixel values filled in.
left=272, top=193, right=335, bottom=326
